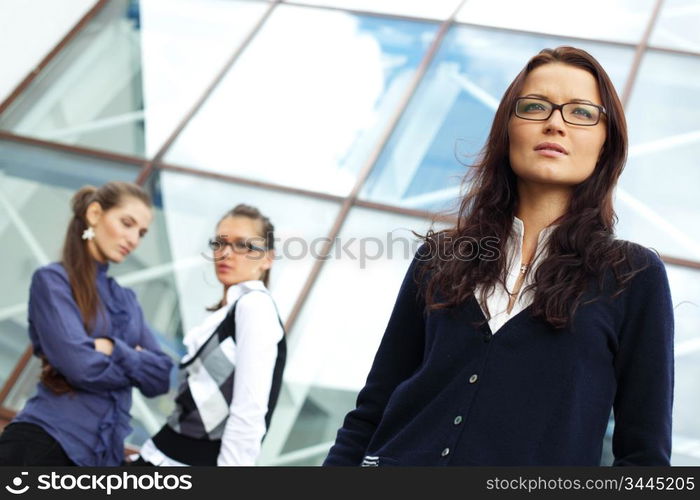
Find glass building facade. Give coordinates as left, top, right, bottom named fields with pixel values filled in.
left=1, top=0, right=699, bottom=465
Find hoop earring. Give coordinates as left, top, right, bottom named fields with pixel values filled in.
left=82, top=226, right=95, bottom=240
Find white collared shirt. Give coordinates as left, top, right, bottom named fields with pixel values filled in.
left=475, top=216, right=558, bottom=335
left=138, top=280, right=284, bottom=466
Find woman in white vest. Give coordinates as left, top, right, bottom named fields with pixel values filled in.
left=133, top=204, right=286, bottom=466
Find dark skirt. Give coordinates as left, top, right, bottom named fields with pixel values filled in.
left=0, top=422, right=75, bottom=466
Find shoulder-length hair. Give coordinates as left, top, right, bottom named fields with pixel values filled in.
left=419, top=46, right=648, bottom=329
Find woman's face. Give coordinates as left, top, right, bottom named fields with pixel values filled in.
left=86, top=197, right=153, bottom=264
left=507, top=63, right=607, bottom=187
left=213, top=216, right=272, bottom=288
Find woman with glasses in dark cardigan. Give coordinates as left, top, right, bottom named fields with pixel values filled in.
left=132, top=204, right=286, bottom=466
left=324, top=46, right=674, bottom=467
left=0, top=182, right=173, bottom=466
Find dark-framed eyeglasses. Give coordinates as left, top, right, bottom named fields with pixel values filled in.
left=208, top=237, right=266, bottom=254
left=514, top=97, right=606, bottom=126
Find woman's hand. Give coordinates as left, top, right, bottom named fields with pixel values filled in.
left=94, top=337, right=114, bottom=356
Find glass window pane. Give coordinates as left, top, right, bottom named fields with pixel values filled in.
left=649, top=0, right=700, bottom=52
left=616, top=51, right=700, bottom=261
left=361, top=26, right=635, bottom=211
left=675, top=350, right=700, bottom=465
left=284, top=0, right=462, bottom=20
left=0, top=0, right=96, bottom=103
left=260, top=208, right=444, bottom=465
left=667, top=264, right=700, bottom=465
left=0, top=0, right=269, bottom=157
left=456, top=0, right=655, bottom=44
left=165, top=5, right=438, bottom=196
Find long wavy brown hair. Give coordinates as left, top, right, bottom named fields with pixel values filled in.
left=41, top=182, right=151, bottom=394
left=419, top=46, right=650, bottom=329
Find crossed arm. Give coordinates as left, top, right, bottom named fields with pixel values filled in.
left=29, top=268, right=172, bottom=397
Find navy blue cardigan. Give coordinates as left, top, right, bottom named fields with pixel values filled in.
left=324, top=244, right=674, bottom=466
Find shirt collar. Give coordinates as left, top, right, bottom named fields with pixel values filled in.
left=509, top=216, right=562, bottom=274
left=96, top=260, right=109, bottom=276
left=224, top=280, right=267, bottom=307
left=512, top=215, right=560, bottom=248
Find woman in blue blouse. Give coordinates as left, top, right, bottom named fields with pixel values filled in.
left=0, top=181, right=173, bottom=466
left=325, top=47, right=674, bottom=466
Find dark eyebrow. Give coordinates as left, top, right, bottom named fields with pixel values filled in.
left=524, top=93, right=597, bottom=105
left=123, top=214, right=149, bottom=236
left=216, top=234, right=252, bottom=240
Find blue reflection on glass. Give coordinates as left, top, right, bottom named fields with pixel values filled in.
left=334, top=15, right=439, bottom=176
left=0, top=140, right=139, bottom=190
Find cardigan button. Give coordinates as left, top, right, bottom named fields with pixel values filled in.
left=453, top=416, right=463, bottom=425
left=441, top=447, right=450, bottom=457
left=469, top=374, right=478, bottom=384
